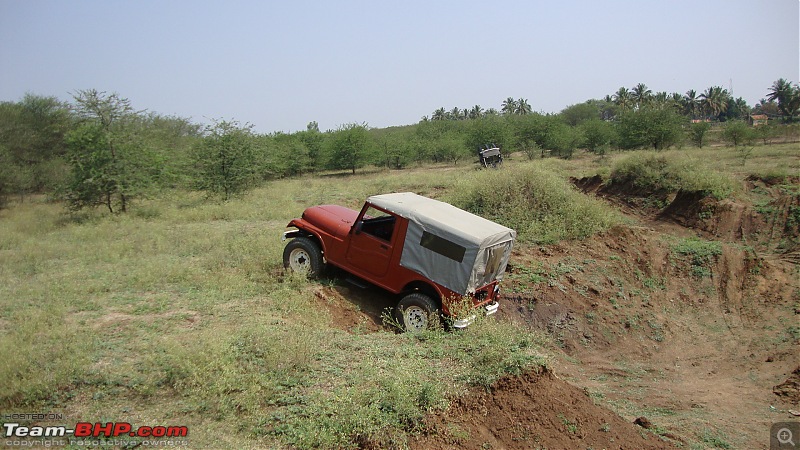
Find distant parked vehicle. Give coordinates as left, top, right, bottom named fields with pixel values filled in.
left=477, top=145, right=503, bottom=168
left=282, top=193, right=516, bottom=332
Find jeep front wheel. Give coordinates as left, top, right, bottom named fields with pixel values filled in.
left=283, top=237, right=323, bottom=278
left=395, top=293, right=439, bottom=332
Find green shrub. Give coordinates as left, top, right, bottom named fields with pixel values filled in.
left=721, top=121, right=755, bottom=147
left=610, top=152, right=736, bottom=199
left=671, top=237, right=723, bottom=278
left=447, top=163, right=622, bottom=244
left=688, top=122, right=711, bottom=147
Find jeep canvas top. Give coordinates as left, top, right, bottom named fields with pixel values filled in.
left=367, top=192, right=515, bottom=296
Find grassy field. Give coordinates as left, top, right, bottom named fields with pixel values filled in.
left=0, top=166, right=559, bottom=448
left=1, top=142, right=797, bottom=448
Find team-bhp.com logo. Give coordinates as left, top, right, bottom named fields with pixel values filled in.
left=4, top=421, right=188, bottom=438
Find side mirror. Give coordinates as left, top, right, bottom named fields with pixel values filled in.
left=353, top=220, right=363, bottom=235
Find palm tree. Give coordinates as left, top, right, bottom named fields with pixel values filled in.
left=515, top=98, right=532, bottom=115
left=432, top=107, right=446, bottom=121
left=613, top=87, right=633, bottom=111
left=767, top=78, right=800, bottom=121
left=631, top=83, right=652, bottom=109
left=700, top=86, right=729, bottom=120
left=468, top=105, right=483, bottom=119
left=767, top=78, right=794, bottom=104
left=683, top=90, right=700, bottom=119
left=652, top=91, right=669, bottom=108
left=449, top=107, right=461, bottom=120
left=501, top=97, right=517, bottom=115
left=484, top=108, right=499, bottom=116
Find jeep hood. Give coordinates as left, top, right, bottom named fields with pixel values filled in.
left=302, top=205, right=359, bottom=239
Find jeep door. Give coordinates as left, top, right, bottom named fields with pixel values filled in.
left=346, top=205, right=396, bottom=278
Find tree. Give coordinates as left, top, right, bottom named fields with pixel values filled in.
left=327, top=123, right=369, bottom=174
left=512, top=113, right=578, bottom=158
left=437, top=134, right=468, bottom=165
left=449, top=107, right=462, bottom=120
left=515, top=98, right=532, bottom=115
left=723, top=97, right=750, bottom=121
left=700, top=86, right=730, bottom=120
left=467, top=115, right=510, bottom=154
left=631, top=83, right=652, bottom=109
left=613, top=87, right=633, bottom=111
left=766, top=78, right=800, bottom=122
left=468, top=105, right=483, bottom=119
left=270, top=132, right=310, bottom=177
left=0, top=144, right=20, bottom=208
left=501, top=97, right=517, bottom=115
left=688, top=122, right=711, bottom=148
left=192, top=120, right=257, bottom=200
left=65, top=90, right=156, bottom=213
left=721, top=121, right=754, bottom=147
left=683, top=90, right=701, bottom=119
left=753, top=98, right=780, bottom=117
left=560, top=101, right=601, bottom=126
left=298, top=125, right=324, bottom=172
left=0, top=94, right=72, bottom=197
left=616, top=107, right=685, bottom=150
left=373, top=131, right=413, bottom=169
left=580, top=119, right=615, bottom=154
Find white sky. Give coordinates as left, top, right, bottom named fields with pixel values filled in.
left=1, top=0, right=798, bottom=133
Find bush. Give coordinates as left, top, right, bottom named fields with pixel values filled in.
left=688, top=122, right=711, bottom=147
left=610, top=152, right=736, bottom=199
left=192, top=120, right=258, bottom=200
left=721, top=121, right=755, bottom=147
left=447, top=163, right=621, bottom=244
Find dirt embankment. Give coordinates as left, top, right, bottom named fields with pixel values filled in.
left=573, top=174, right=800, bottom=259
left=411, top=367, right=675, bottom=450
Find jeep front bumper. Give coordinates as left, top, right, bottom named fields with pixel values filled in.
left=451, top=301, right=499, bottom=329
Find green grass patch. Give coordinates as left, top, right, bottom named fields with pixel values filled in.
left=0, top=167, right=552, bottom=448
left=671, top=237, right=723, bottom=279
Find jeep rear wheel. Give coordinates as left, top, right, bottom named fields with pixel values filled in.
left=283, top=237, right=323, bottom=278
left=395, top=293, right=439, bottom=332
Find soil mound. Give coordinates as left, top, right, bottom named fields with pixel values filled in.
left=774, top=366, right=800, bottom=404
left=411, top=367, right=676, bottom=449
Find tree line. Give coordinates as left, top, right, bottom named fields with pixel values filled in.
left=425, top=79, right=799, bottom=123
left=0, top=79, right=798, bottom=211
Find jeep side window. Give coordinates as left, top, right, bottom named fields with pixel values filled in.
left=359, top=206, right=396, bottom=242
left=420, top=231, right=466, bottom=263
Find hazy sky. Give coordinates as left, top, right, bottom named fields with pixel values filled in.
left=1, top=0, right=798, bottom=133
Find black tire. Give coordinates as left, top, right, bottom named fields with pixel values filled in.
left=283, top=237, right=323, bottom=278
left=394, top=292, right=440, bottom=332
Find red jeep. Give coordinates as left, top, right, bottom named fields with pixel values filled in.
left=282, top=192, right=516, bottom=331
